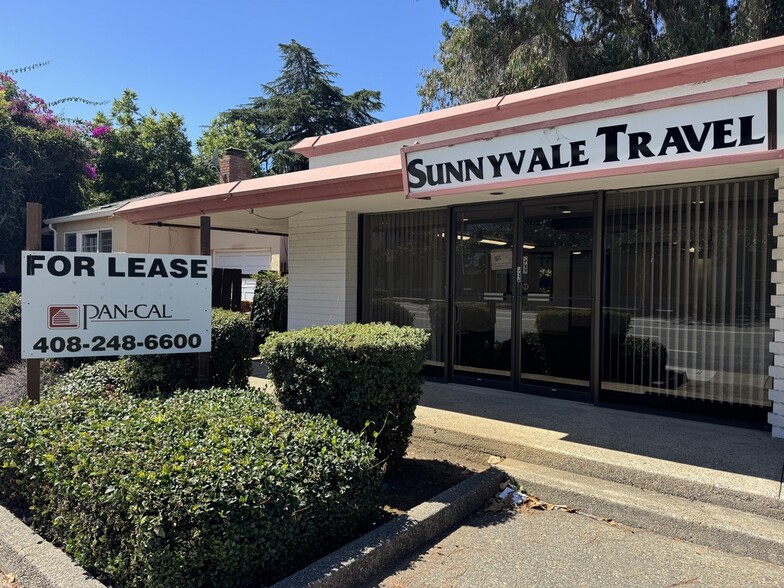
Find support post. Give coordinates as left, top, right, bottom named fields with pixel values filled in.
left=26, top=202, right=42, bottom=402
left=590, top=192, right=605, bottom=404
left=198, top=216, right=211, bottom=388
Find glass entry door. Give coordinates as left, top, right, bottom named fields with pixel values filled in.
left=519, top=199, right=594, bottom=392
left=450, top=197, right=595, bottom=393
left=452, top=204, right=515, bottom=382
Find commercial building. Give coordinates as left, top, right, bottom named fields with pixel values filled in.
left=116, top=37, right=784, bottom=436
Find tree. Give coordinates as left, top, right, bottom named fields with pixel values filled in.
left=0, top=72, right=93, bottom=277
left=93, top=90, right=213, bottom=201
left=198, top=40, right=383, bottom=176
left=420, top=0, right=784, bottom=111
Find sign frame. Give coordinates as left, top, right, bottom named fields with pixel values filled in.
left=21, top=251, right=212, bottom=359
left=402, top=80, right=783, bottom=199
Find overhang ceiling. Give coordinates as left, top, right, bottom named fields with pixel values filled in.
left=132, top=158, right=782, bottom=236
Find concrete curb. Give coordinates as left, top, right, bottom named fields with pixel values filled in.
left=498, top=458, right=784, bottom=567
left=0, top=506, right=105, bottom=588
left=273, top=467, right=507, bottom=588
left=413, top=423, right=784, bottom=521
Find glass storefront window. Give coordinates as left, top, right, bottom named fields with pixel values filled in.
left=361, top=209, right=448, bottom=369
left=603, top=179, right=774, bottom=408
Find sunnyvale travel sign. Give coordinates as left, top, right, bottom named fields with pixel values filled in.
left=403, top=91, right=771, bottom=197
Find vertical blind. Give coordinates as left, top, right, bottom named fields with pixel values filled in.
left=361, top=209, right=448, bottom=365
left=603, top=178, right=774, bottom=407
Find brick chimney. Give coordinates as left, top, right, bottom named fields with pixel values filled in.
left=219, top=148, right=252, bottom=183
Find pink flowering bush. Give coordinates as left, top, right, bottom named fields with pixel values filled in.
left=1, top=73, right=95, bottom=275
left=82, top=163, right=98, bottom=181
left=91, top=124, right=111, bottom=138
left=1, top=73, right=85, bottom=136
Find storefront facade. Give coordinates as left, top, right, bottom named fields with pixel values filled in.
left=116, top=38, right=784, bottom=436
left=361, top=178, right=774, bottom=423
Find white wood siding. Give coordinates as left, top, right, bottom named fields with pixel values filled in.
left=288, top=212, right=358, bottom=330
left=769, top=170, right=784, bottom=438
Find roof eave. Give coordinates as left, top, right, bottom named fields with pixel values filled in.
left=115, top=157, right=403, bottom=224
left=291, top=36, right=784, bottom=159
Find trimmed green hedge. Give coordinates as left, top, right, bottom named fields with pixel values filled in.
left=618, top=336, right=669, bottom=386
left=535, top=308, right=591, bottom=379
left=369, top=297, right=415, bottom=327
left=260, top=323, right=429, bottom=469
left=124, top=308, right=254, bottom=393
left=250, top=271, right=288, bottom=345
left=0, top=291, right=21, bottom=371
left=0, top=387, right=382, bottom=587
left=533, top=309, right=633, bottom=380
left=44, top=358, right=134, bottom=399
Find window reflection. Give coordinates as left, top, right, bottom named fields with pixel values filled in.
left=361, top=210, right=448, bottom=369
left=603, top=179, right=774, bottom=407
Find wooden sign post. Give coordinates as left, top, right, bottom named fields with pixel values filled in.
left=198, top=215, right=210, bottom=388
left=26, top=202, right=42, bottom=402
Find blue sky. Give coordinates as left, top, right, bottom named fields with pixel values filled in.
left=2, top=1, right=448, bottom=143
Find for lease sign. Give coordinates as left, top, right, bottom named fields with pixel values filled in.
left=21, top=252, right=211, bottom=358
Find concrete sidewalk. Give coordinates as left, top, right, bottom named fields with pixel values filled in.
left=372, top=505, right=784, bottom=588
left=364, top=382, right=784, bottom=587
left=414, top=382, right=784, bottom=518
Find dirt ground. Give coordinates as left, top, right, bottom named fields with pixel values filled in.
left=384, top=441, right=482, bottom=513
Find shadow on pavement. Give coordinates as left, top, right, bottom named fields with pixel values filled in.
left=418, top=382, right=784, bottom=482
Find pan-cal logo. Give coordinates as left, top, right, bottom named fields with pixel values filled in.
left=81, top=304, right=174, bottom=329
left=48, top=305, right=79, bottom=329
left=47, top=304, right=175, bottom=330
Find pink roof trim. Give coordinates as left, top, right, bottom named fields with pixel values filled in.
left=292, top=37, right=784, bottom=158
left=402, top=79, right=783, bottom=160
left=115, top=156, right=403, bottom=224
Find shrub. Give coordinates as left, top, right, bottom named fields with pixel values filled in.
left=369, top=296, right=415, bottom=327
left=535, top=308, right=591, bottom=379
left=43, top=355, right=107, bottom=377
left=618, top=336, right=669, bottom=386
left=250, top=271, right=288, bottom=345
left=260, top=323, right=429, bottom=469
left=210, top=308, right=255, bottom=384
left=44, top=359, right=135, bottom=399
left=123, top=350, right=195, bottom=393
left=0, top=387, right=382, bottom=587
left=124, top=308, right=254, bottom=393
left=520, top=331, right=547, bottom=376
left=0, top=291, right=21, bottom=371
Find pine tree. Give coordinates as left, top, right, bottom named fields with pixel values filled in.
left=198, top=40, right=383, bottom=176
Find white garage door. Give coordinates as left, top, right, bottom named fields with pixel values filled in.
left=214, top=249, right=271, bottom=301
